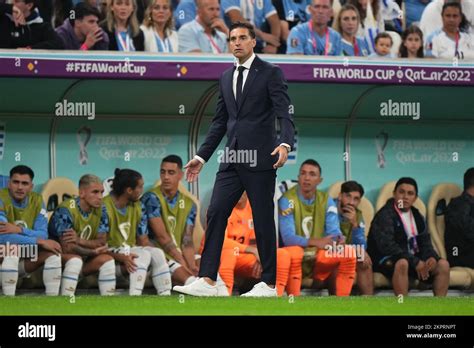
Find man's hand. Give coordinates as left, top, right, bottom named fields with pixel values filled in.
left=211, top=18, right=229, bottom=36
left=38, top=239, right=62, bottom=255
left=255, top=29, right=280, bottom=47
left=120, top=253, right=138, bottom=274
left=342, top=205, right=358, bottom=229
left=359, top=249, right=372, bottom=269
left=308, top=235, right=334, bottom=249
left=84, top=28, right=103, bottom=49
left=251, top=261, right=262, bottom=278
left=0, top=221, right=22, bottom=234
left=416, top=260, right=429, bottom=281
left=263, top=45, right=278, bottom=54
left=184, top=158, right=204, bottom=182
left=93, top=245, right=109, bottom=255
left=425, top=257, right=437, bottom=272
left=187, top=262, right=199, bottom=276
left=60, top=229, right=79, bottom=245
left=271, top=145, right=289, bottom=169
left=12, top=6, right=26, bottom=27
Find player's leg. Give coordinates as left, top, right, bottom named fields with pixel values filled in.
left=283, top=246, right=304, bottom=296
left=24, top=251, right=61, bottom=296
left=144, top=246, right=172, bottom=296
left=128, top=247, right=151, bottom=296
left=60, top=254, right=83, bottom=296
left=356, top=261, right=374, bottom=295
left=332, top=246, right=357, bottom=296
left=234, top=253, right=259, bottom=294
left=216, top=248, right=237, bottom=295
left=276, top=248, right=291, bottom=296
left=1, top=255, right=19, bottom=296
left=169, top=259, right=196, bottom=286
left=392, top=258, right=409, bottom=296
left=199, top=169, right=244, bottom=281
left=82, top=254, right=116, bottom=296
left=431, top=258, right=449, bottom=297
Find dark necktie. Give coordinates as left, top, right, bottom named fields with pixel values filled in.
left=236, top=66, right=246, bottom=105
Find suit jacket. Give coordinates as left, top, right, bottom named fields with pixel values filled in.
left=197, top=55, right=295, bottom=171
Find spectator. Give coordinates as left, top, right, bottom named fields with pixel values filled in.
left=336, top=3, right=369, bottom=55
left=335, top=181, right=373, bottom=295
left=221, top=0, right=281, bottom=53
left=405, top=0, right=432, bottom=28
left=445, top=168, right=474, bottom=268
left=419, top=0, right=474, bottom=40
left=0, top=175, right=8, bottom=189
left=51, top=0, right=73, bottom=28
left=272, top=0, right=312, bottom=53
left=287, top=0, right=342, bottom=55
left=399, top=24, right=424, bottom=58
left=367, top=177, right=450, bottom=296
left=178, top=0, right=228, bottom=53
left=56, top=2, right=109, bottom=50
left=0, top=0, right=63, bottom=49
left=141, top=0, right=178, bottom=52
left=368, top=31, right=394, bottom=57
left=425, top=2, right=474, bottom=59
left=101, top=0, right=145, bottom=51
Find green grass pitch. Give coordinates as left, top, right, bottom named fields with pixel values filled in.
left=0, top=296, right=473, bottom=315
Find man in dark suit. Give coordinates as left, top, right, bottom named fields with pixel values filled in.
left=174, top=21, right=294, bottom=297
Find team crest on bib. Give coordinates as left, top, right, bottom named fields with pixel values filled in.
left=119, top=222, right=131, bottom=245
left=167, top=216, right=176, bottom=234
left=301, top=216, right=313, bottom=239
left=80, top=225, right=92, bottom=240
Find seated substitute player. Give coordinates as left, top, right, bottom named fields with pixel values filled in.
left=0, top=165, right=62, bottom=296
left=367, top=177, right=450, bottom=297
left=48, top=174, right=116, bottom=296
left=279, top=159, right=356, bottom=296
left=104, top=168, right=171, bottom=296
left=218, top=191, right=291, bottom=296
left=142, top=155, right=228, bottom=295
left=335, top=180, right=373, bottom=295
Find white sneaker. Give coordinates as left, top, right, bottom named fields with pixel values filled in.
left=216, top=282, right=230, bottom=297
left=173, top=278, right=218, bottom=297
left=240, top=282, right=277, bottom=297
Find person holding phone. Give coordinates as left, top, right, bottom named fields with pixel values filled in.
left=55, top=2, right=109, bottom=50
left=278, top=159, right=357, bottom=296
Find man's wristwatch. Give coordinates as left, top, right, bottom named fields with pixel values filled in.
left=281, top=144, right=291, bottom=153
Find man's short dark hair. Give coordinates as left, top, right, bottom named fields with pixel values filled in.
left=463, top=167, right=474, bottom=191
left=300, top=159, right=322, bottom=175
left=394, top=177, right=418, bottom=196
left=341, top=180, right=364, bottom=197
left=10, top=165, right=35, bottom=180
left=162, top=155, right=183, bottom=170
left=229, top=21, right=256, bottom=39
left=374, top=32, right=393, bottom=46
left=111, top=168, right=142, bottom=196
left=71, top=3, right=100, bottom=26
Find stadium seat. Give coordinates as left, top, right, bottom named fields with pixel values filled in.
left=387, top=31, right=402, bottom=57
left=41, top=177, right=79, bottom=220
left=427, top=183, right=473, bottom=290
left=327, top=181, right=375, bottom=235
left=375, top=181, right=426, bottom=216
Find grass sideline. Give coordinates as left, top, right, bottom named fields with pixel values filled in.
left=0, top=296, right=474, bottom=316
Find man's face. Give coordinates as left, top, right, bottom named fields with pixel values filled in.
left=80, top=182, right=104, bottom=209
left=13, top=0, right=33, bottom=15
left=76, top=15, right=100, bottom=37
left=393, top=184, right=417, bottom=211
left=298, top=164, right=322, bottom=192
left=160, top=162, right=182, bottom=192
left=229, top=27, right=256, bottom=60
left=198, top=0, right=221, bottom=27
left=8, top=173, right=33, bottom=202
left=442, top=6, right=462, bottom=32
left=310, top=0, right=333, bottom=26
left=375, top=37, right=392, bottom=56
left=127, top=178, right=144, bottom=202
left=339, top=191, right=361, bottom=211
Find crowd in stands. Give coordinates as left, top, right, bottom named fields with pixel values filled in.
left=0, top=0, right=472, bottom=59
left=1, top=159, right=474, bottom=297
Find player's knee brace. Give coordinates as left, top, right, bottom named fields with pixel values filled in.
left=43, top=254, right=62, bottom=296
left=1, top=256, right=20, bottom=296
left=61, top=257, right=83, bottom=296
left=98, top=259, right=116, bottom=296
